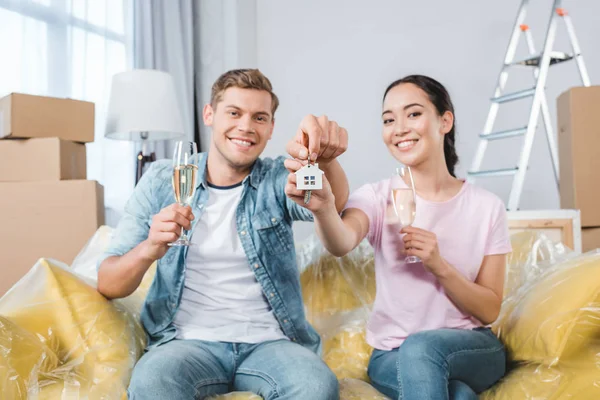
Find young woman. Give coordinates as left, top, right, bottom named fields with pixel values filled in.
left=305, top=75, right=511, bottom=399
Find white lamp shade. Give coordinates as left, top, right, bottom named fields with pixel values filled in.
left=105, top=69, right=185, bottom=141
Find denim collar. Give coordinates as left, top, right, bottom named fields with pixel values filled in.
left=196, top=152, right=263, bottom=191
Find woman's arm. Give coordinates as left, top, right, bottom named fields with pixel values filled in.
left=313, top=204, right=370, bottom=257
left=402, top=226, right=505, bottom=325
left=434, top=254, right=505, bottom=325
left=284, top=157, right=372, bottom=257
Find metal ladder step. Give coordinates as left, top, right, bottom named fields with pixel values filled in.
left=480, top=127, right=528, bottom=141
left=491, top=88, right=535, bottom=103
left=467, top=167, right=519, bottom=178
left=510, top=51, right=574, bottom=67
left=469, top=0, right=590, bottom=212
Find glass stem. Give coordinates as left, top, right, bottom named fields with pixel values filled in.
left=179, top=202, right=187, bottom=239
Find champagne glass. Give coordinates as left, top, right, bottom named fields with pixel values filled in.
left=169, top=141, right=199, bottom=247
left=391, top=166, right=421, bottom=264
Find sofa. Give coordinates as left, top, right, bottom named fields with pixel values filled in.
left=1, top=226, right=600, bottom=399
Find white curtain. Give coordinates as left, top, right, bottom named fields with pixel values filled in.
left=0, top=0, right=135, bottom=227
left=133, top=0, right=199, bottom=159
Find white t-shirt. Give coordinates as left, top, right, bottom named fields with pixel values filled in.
left=172, top=182, right=286, bottom=343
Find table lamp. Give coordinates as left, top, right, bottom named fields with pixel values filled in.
left=105, top=69, right=185, bottom=184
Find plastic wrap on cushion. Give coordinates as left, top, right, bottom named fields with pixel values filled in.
left=0, top=315, right=60, bottom=399
left=503, top=231, right=570, bottom=299
left=481, top=352, right=600, bottom=399
left=71, top=225, right=115, bottom=281
left=71, top=225, right=156, bottom=316
left=481, top=231, right=600, bottom=399
left=298, top=236, right=376, bottom=381
left=0, top=258, right=146, bottom=399
left=494, top=240, right=600, bottom=366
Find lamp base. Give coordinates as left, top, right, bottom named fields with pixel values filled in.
left=136, top=151, right=156, bottom=185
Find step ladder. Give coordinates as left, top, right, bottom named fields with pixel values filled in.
left=467, top=0, right=591, bottom=211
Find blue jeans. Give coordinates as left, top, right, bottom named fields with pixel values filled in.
left=367, top=328, right=506, bottom=400
left=128, top=338, right=339, bottom=400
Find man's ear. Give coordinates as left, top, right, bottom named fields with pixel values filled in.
left=203, top=103, right=214, bottom=126
left=441, top=110, right=454, bottom=135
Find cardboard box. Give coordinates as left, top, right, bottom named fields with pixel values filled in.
left=0, top=180, right=104, bottom=295
left=0, top=138, right=86, bottom=182
left=0, top=93, right=95, bottom=143
left=582, top=227, right=600, bottom=253
left=557, top=86, right=600, bottom=227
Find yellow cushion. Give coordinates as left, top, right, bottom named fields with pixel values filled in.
left=299, top=243, right=376, bottom=382
left=322, top=327, right=373, bottom=381
left=504, top=231, right=538, bottom=298
left=0, top=315, right=60, bottom=398
left=301, top=244, right=376, bottom=318
left=493, top=251, right=600, bottom=366
left=0, top=258, right=145, bottom=399
left=481, top=356, right=600, bottom=400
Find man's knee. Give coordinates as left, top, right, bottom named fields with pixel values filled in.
left=128, top=342, right=208, bottom=398
left=292, top=362, right=339, bottom=400
left=128, top=354, right=178, bottom=398
left=128, top=368, right=167, bottom=398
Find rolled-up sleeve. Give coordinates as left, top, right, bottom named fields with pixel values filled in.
left=96, top=162, right=163, bottom=270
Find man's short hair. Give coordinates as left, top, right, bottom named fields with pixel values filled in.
left=211, top=69, right=279, bottom=116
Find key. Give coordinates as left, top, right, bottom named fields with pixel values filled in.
left=304, top=189, right=312, bottom=205
left=303, top=154, right=313, bottom=205
left=295, top=154, right=323, bottom=205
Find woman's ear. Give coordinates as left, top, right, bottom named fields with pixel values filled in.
left=441, top=110, right=454, bottom=135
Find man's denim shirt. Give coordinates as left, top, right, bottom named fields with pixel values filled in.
left=98, top=153, right=321, bottom=354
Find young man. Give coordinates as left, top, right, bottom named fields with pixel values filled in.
left=97, top=69, right=349, bottom=399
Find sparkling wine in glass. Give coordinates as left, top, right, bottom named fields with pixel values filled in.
left=391, top=166, right=421, bottom=264
left=169, top=141, right=199, bottom=247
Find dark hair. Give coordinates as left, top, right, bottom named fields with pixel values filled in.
left=383, top=75, right=459, bottom=177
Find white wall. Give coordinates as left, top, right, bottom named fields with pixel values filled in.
left=199, top=0, right=600, bottom=241
left=253, top=0, right=600, bottom=240
left=197, top=0, right=257, bottom=151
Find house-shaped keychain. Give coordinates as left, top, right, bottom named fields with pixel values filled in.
left=295, top=163, right=324, bottom=190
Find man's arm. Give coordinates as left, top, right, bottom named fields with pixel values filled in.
left=98, top=203, right=194, bottom=299
left=97, top=242, right=156, bottom=299
left=97, top=163, right=194, bottom=299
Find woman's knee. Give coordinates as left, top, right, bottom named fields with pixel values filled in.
left=397, top=331, right=442, bottom=365
left=449, top=380, right=478, bottom=400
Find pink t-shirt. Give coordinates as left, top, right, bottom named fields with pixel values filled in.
left=344, top=178, right=512, bottom=351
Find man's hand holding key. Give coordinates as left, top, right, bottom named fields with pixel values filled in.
left=284, top=114, right=348, bottom=211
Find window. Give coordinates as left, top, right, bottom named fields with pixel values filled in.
left=303, top=175, right=316, bottom=186
left=0, top=0, right=134, bottom=226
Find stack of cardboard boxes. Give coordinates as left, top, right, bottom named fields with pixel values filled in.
left=0, top=93, right=105, bottom=296
left=558, top=86, right=600, bottom=252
